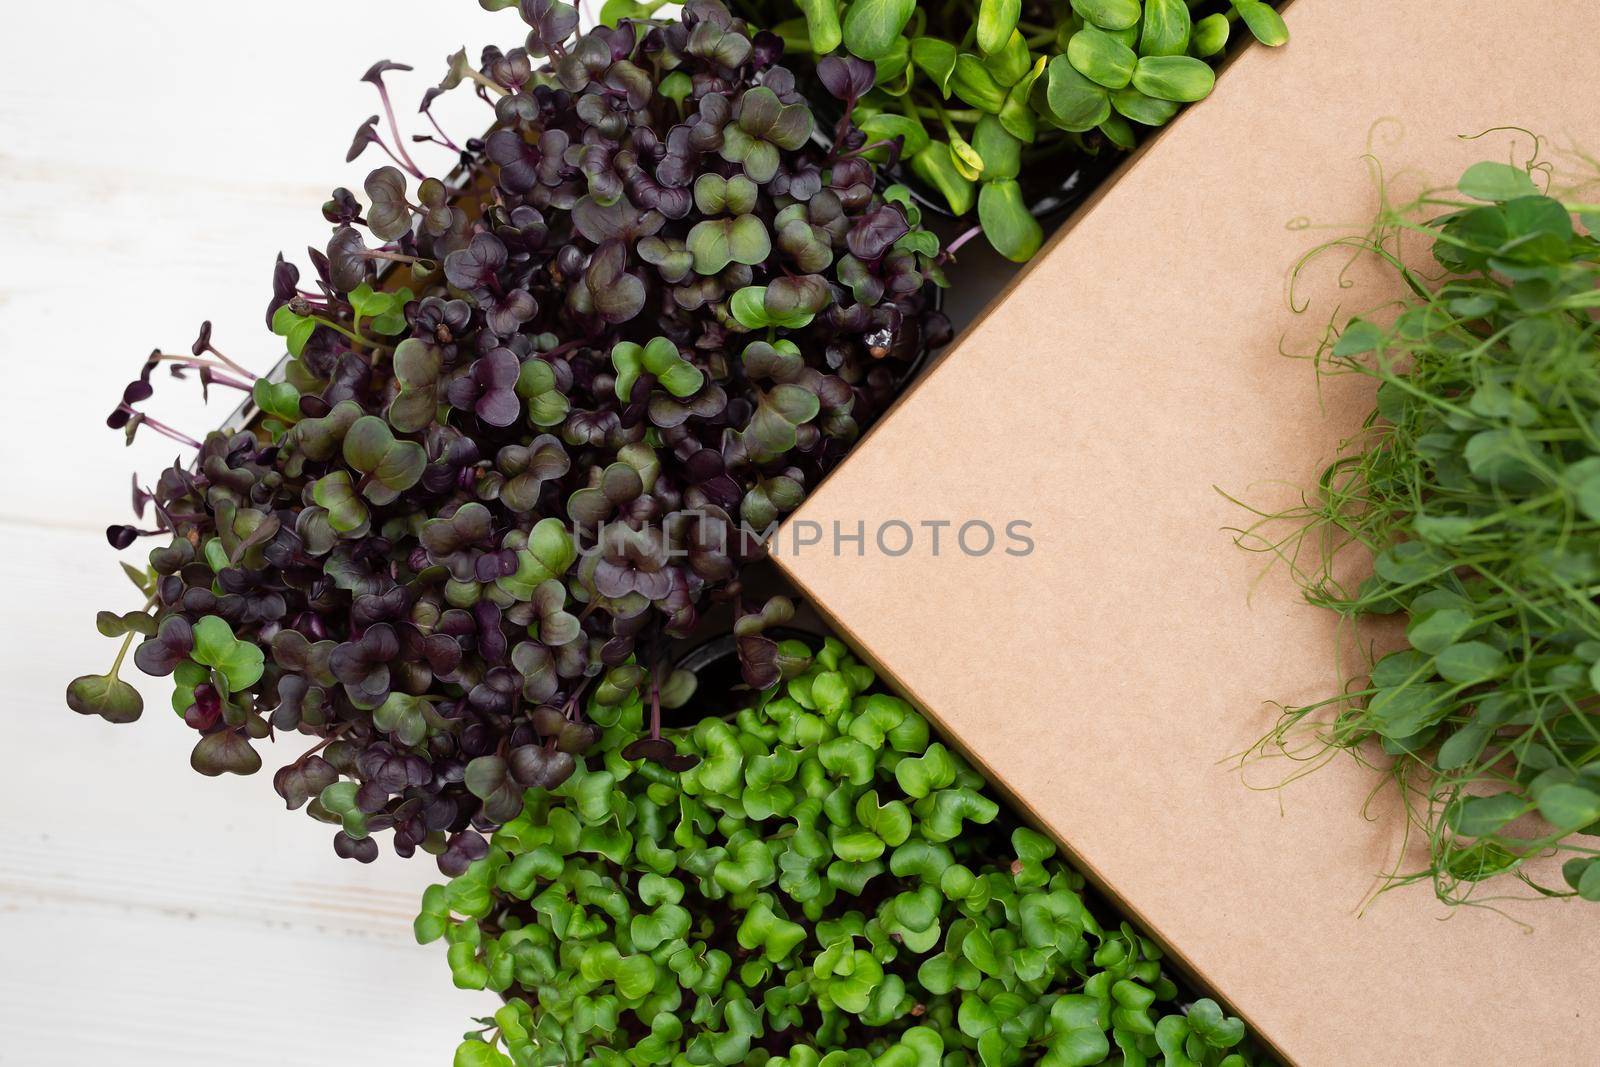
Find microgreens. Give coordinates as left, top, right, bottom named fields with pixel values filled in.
left=421, top=637, right=1259, bottom=1065
left=726, top=0, right=1289, bottom=261
left=68, top=0, right=949, bottom=873
left=1245, top=153, right=1600, bottom=907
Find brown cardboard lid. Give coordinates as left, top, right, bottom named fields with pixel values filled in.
left=776, top=1, right=1600, bottom=1062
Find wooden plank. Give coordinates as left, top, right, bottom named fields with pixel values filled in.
left=0, top=3, right=549, bottom=1062
left=1, top=521, right=499, bottom=1064
left=0, top=0, right=507, bottom=530
left=0, top=912, right=487, bottom=1066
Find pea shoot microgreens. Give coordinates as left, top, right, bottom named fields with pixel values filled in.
left=1243, top=150, right=1600, bottom=908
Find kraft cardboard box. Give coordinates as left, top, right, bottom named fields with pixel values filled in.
left=775, top=1, right=1600, bottom=1063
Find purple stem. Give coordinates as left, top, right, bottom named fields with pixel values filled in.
left=562, top=675, right=595, bottom=722
left=366, top=249, right=423, bottom=265
left=197, top=343, right=259, bottom=381
left=203, top=370, right=253, bottom=393
left=119, top=405, right=202, bottom=449
left=153, top=353, right=257, bottom=382
left=424, top=111, right=461, bottom=153
left=945, top=224, right=984, bottom=256
left=376, top=82, right=425, bottom=179
left=539, top=339, right=586, bottom=360
left=844, top=139, right=901, bottom=160
left=373, top=135, right=416, bottom=178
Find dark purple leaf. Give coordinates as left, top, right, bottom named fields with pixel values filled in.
left=817, top=56, right=876, bottom=103
left=846, top=204, right=910, bottom=261
left=444, top=232, right=508, bottom=292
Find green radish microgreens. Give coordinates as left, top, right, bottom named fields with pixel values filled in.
left=1240, top=151, right=1600, bottom=907
left=421, top=636, right=1259, bottom=1065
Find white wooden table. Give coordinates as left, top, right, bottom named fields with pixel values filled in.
left=0, top=3, right=533, bottom=1062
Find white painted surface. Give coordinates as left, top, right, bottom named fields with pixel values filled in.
left=0, top=3, right=544, bottom=1062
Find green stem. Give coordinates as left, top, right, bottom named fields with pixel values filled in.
left=916, top=105, right=984, bottom=124
left=312, top=316, right=391, bottom=352
left=464, top=69, right=510, bottom=98
left=109, top=630, right=137, bottom=677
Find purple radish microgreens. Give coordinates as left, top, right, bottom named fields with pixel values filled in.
left=68, top=0, right=949, bottom=873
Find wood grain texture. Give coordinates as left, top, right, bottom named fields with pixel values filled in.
left=1, top=517, right=497, bottom=1067
left=0, top=2, right=561, bottom=1062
